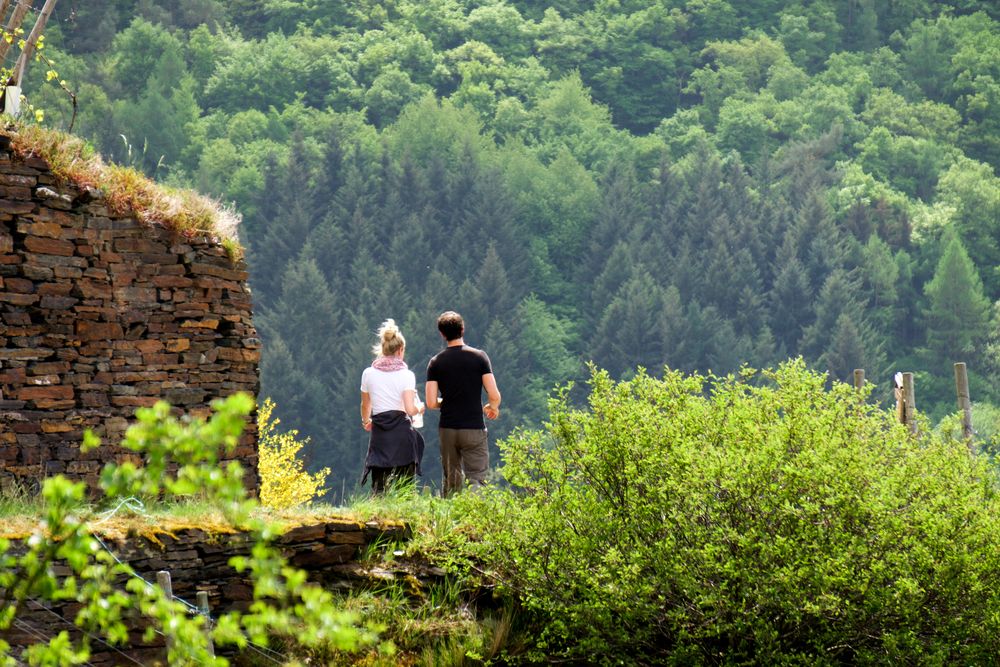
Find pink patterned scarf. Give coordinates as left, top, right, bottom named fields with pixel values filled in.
left=372, top=356, right=408, bottom=372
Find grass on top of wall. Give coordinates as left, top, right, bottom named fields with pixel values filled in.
left=3, top=119, right=243, bottom=260
left=0, top=484, right=438, bottom=543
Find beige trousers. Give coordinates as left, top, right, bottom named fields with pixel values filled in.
left=438, top=428, right=489, bottom=496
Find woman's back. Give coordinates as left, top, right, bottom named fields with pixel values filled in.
left=361, top=366, right=415, bottom=415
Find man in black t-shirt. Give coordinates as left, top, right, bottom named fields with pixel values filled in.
left=425, top=311, right=502, bottom=496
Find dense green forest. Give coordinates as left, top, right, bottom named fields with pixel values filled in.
left=26, top=0, right=1000, bottom=494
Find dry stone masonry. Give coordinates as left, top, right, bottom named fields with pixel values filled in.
left=0, top=136, right=261, bottom=491
left=1, top=519, right=431, bottom=664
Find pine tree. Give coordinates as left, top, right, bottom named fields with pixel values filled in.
left=580, top=159, right=646, bottom=288
left=313, top=125, right=346, bottom=206
left=923, top=232, right=991, bottom=365
left=822, top=313, right=887, bottom=384
left=474, top=243, right=516, bottom=323
left=300, top=222, right=349, bottom=286
left=658, top=285, right=694, bottom=371
left=258, top=257, right=341, bottom=377
left=587, top=242, right=637, bottom=328
left=254, top=134, right=320, bottom=305
left=769, top=236, right=813, bottom=350
left=592, top=272, right=664, bottom=378
left=859, top=234, right=900, bottom=333
left=387, top=212, right=434, bottom=290
left=683, top=145, right=726, bottom=254
left=799, top=269, right=866, bottom=360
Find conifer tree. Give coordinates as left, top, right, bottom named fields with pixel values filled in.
left=387, top=212, right=435, bottom=289
left=859, top=234, right=901, bottom=332
left=592, top=272, right=664, bottom=378
left=922, top=232, right=991, bottom=365
left=581, top=159, right=646, bottom=287
left=258, top=257, right=341, bottom=379
left=475, top=243, right=517, bottom=322
left=769, top=237, right=813, bottom=349
left=587, top=242, right=637, bottom=328
left=799, top=269, right=867, bottom=360
left=659, top=285, right=694, bottom=371
left=823, top=312, right=887, bottom=384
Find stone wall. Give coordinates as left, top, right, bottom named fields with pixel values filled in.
left=0, top=519, right=432, bottom=665
left=0, top=140, right=260, bottom=491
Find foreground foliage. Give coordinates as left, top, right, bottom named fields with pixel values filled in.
left=466, top=360, right=1000, bottom=664
left=0, top=395, right=376, bottom=666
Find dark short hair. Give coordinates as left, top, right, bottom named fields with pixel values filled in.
left=437, top=311, right=464, bottom=341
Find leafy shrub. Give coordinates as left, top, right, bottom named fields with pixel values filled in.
left=467, top=360, right=1000, bottom=665
left=258, top=397, right=330, bottom=509
left=0, top=394, right=375, bottom=665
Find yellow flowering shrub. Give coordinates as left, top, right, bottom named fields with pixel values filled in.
left=258, top=398, right=330, bottom=509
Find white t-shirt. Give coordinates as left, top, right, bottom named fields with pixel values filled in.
left=360, top=367, right=416, bottom=415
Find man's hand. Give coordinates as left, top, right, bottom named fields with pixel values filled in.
left=483, top=404, right=499, bottom=420
left=362, top=419, right=372, bottom=431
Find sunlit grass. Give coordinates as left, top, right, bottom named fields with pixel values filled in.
left=0, top=481, right=523, bottom=665
left=4, top=119, right=243, bottom=259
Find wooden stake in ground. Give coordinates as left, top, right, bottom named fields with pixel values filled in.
left=12, top=0, right=59, bottom=85
left=902, top=372, right=917, bottom=435
left=196, top=590, right=216, bottom=658
left=954, top=362, right=974, bottom=445
left=156, top=571, right=176, bottom=656
left=894, top=372, right=905, bottom=424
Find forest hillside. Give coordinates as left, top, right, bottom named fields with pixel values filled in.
left=27, top=0, right=1000, bottom=493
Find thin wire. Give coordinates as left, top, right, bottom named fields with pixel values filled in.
left=25, top=599, right=144, bottom=667
left=93, top=535, right=203, bottom=615
left=93, top=535, right=291, bottom=664
left=12, top=616, right=50, bottom=644
left=242, top=640, right=286, bottom=665
left=93, top=497, right=147, bottom=524
left=12, top=616, right=99, bottom=667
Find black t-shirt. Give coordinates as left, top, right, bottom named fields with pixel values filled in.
left=426, top=345, right=492, bottom=429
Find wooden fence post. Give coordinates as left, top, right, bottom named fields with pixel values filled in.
left=12, top=0, right=59, bottom=86
left=853, top=368, right=865, bottom=390
left=196, top=590, right=215, bottom=658
left=0, top=0, right=29, bottom=62
left=954, top=362, right=974, bottom=446
left=156, top=571, right=175, bottom=656
left=902, top=372, right=917, bottom=435
left=894, top=372, right=905, bottom=424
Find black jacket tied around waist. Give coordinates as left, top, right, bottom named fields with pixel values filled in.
left=361, top=410, right=425, bottom=485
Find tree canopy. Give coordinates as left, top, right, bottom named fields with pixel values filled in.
left=29, top=0, right=1000, bottom=493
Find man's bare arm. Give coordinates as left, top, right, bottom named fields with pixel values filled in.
left=482, top=373, right=501, bottom=419
left=425, top=380, right=441, bottom=409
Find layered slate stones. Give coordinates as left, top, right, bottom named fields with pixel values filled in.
left=0, top=140, right=260, bottom=492
left=0, top=520, right=431, bottom=664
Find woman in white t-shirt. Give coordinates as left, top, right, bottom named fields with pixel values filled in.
left=359, top=319, right=425, bottom=493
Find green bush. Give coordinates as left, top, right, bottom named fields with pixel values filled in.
left=0, top=395, right=377, bottom=666
left=467, top=360, right=1000, bottom=665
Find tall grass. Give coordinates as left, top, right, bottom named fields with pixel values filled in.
left=5, top=120, right=243, bottom=259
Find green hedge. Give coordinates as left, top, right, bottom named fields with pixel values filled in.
left=467, top=360, right=1000, bottom=665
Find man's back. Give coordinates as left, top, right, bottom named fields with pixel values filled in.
left=427, top=345, right=492, bottom=429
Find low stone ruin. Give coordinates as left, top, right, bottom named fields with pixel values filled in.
left=0, top=136, right=260, bottom=491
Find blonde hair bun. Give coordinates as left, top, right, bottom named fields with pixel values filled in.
left=373, top=319, right=405, bottom=357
